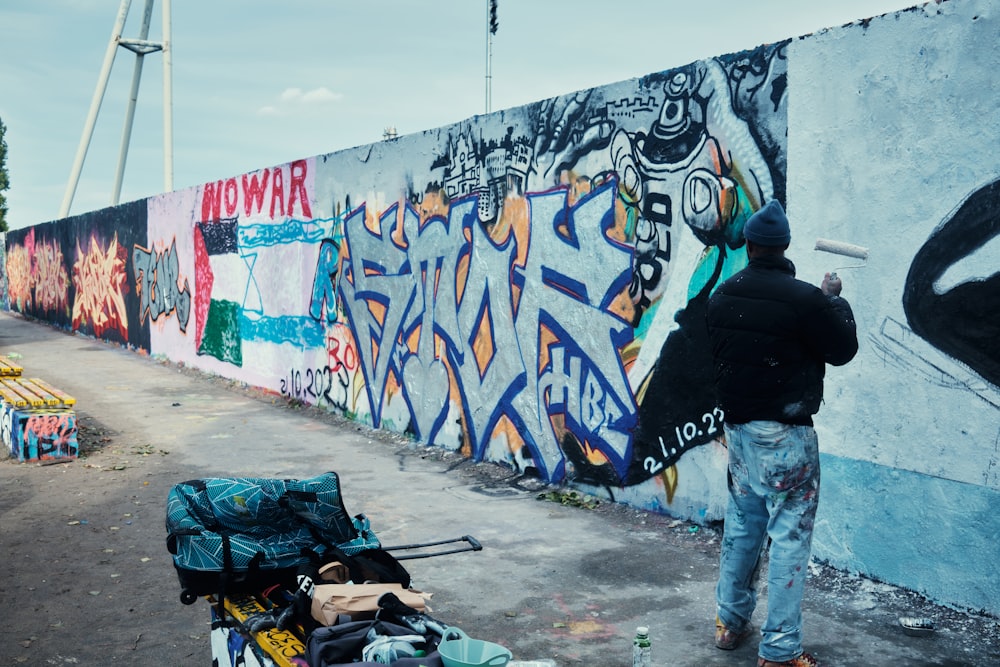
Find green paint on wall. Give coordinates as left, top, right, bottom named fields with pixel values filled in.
left=198, top=298, right=242, bottom=366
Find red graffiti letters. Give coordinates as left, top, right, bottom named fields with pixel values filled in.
left=201, top=159, right=312, bottom=222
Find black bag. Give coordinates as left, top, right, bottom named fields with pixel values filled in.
left=306, top=619, right=444, bottom=667
left=320, top=546, right=412, bottom=589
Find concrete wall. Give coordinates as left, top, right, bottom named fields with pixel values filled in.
left=5, top=0, right=998, bottom=615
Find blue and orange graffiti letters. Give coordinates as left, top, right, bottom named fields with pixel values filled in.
left=335, top=180, right=636, bottom=482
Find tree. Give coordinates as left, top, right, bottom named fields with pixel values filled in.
left=0, top=117, right=8, bottom=232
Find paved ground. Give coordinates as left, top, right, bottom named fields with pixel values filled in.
left=0, top=310, right=998, bottom=666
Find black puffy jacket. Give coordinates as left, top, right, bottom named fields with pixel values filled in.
left=706, top=254, right=858, bottom=425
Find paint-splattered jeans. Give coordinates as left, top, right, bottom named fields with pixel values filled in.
left=716, top=420, right=820, bottom=663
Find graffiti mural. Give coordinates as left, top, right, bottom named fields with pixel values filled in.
left=133, top=237, right=192, bottom=334
left=34, top=236, right=71, bottom=315
left=616, top=55, right=783, bottom=485
left=333, top=180, right=635, bottom=481
left=1, top=45, right=788, bottom=487
left=6, top=200, right=149, bottom=350
left=74, top=232, right=130, bottom=339
left=246, top=45, right=782, bottom=487
left=192, top=160, right=323, bottom=368
left=903, top=178, right=1000, bottom=389
left=6, top=228, right=34, bottom=312
left=131, top=47, right=791, bottom=488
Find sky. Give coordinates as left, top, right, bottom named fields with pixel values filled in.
left=0, top=0, right=922, bottom=230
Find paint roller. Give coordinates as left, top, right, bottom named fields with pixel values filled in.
left=814, top=238, right=869, bottom=280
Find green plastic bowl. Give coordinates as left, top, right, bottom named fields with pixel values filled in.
left=437, top=627, right=512, bottom=667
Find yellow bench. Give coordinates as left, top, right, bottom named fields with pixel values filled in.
left=0, top=378, right=76, bottom=409
left=0, top=371, right=78, bottom=462
left=0, top=356, right=23, bottom=377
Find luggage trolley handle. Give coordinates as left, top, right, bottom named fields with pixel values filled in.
left=381, top=534, right=482, bottom=561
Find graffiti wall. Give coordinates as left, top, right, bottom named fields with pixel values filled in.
left=5, top=0, right=998, bottom=614
left=7, top=201, right=149, bottom=348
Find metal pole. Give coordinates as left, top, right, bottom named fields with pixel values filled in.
left=60, top=0, right=132, bottom=218
left=162, top=0, right=173, bottom=192
left=485, top=0, right=490, bottom=114
left=488, top=30, right=493, bottom=114
left=112, top=0, right=155, bottom=206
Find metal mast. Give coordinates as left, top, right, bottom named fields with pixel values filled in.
left=486, top=0, right=497, bottom=114
left=59, top=0, right=173, bottom=218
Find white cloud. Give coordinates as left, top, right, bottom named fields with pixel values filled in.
left=279, top=87, right=304, bottom=102
left=258, top=86, right=344, bottom=116
left=302, top=87, right=343, bottom=103
left=279, top=86, right=343, bottom=104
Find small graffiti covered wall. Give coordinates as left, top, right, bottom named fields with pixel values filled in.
left=5, top=0, right=999, bottom=615
left=1, top=405, right=79, bottom=461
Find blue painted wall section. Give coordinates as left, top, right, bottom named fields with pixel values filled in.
left=817, top=454, right=997, bottom=614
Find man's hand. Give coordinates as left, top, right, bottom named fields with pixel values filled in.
left=821, top=272, right=843, bottom=297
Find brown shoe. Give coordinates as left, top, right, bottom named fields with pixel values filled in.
left=715, top=616, right=753, bottom=650
left=757, top=652, right=819, bottom=667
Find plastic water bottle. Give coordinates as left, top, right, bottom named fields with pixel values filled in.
left=632, top=626, right=651, bottom=667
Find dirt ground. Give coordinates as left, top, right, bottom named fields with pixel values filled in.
left=0, top=407, right=209, bottom=664
left=1, top=366, right=999, bottom=665
left=0, top=394, right=449, bottom=665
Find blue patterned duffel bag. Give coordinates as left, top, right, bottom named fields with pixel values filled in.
left=165, top=471, right=381, bottom=605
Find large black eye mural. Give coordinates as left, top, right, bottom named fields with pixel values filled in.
left=903, top=179, right=1000, bottom=389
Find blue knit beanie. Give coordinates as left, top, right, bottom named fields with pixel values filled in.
left=744, top=200, right=790, bottom=246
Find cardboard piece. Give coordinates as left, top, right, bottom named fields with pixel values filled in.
left=310, top=583, right=431, bottom=625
